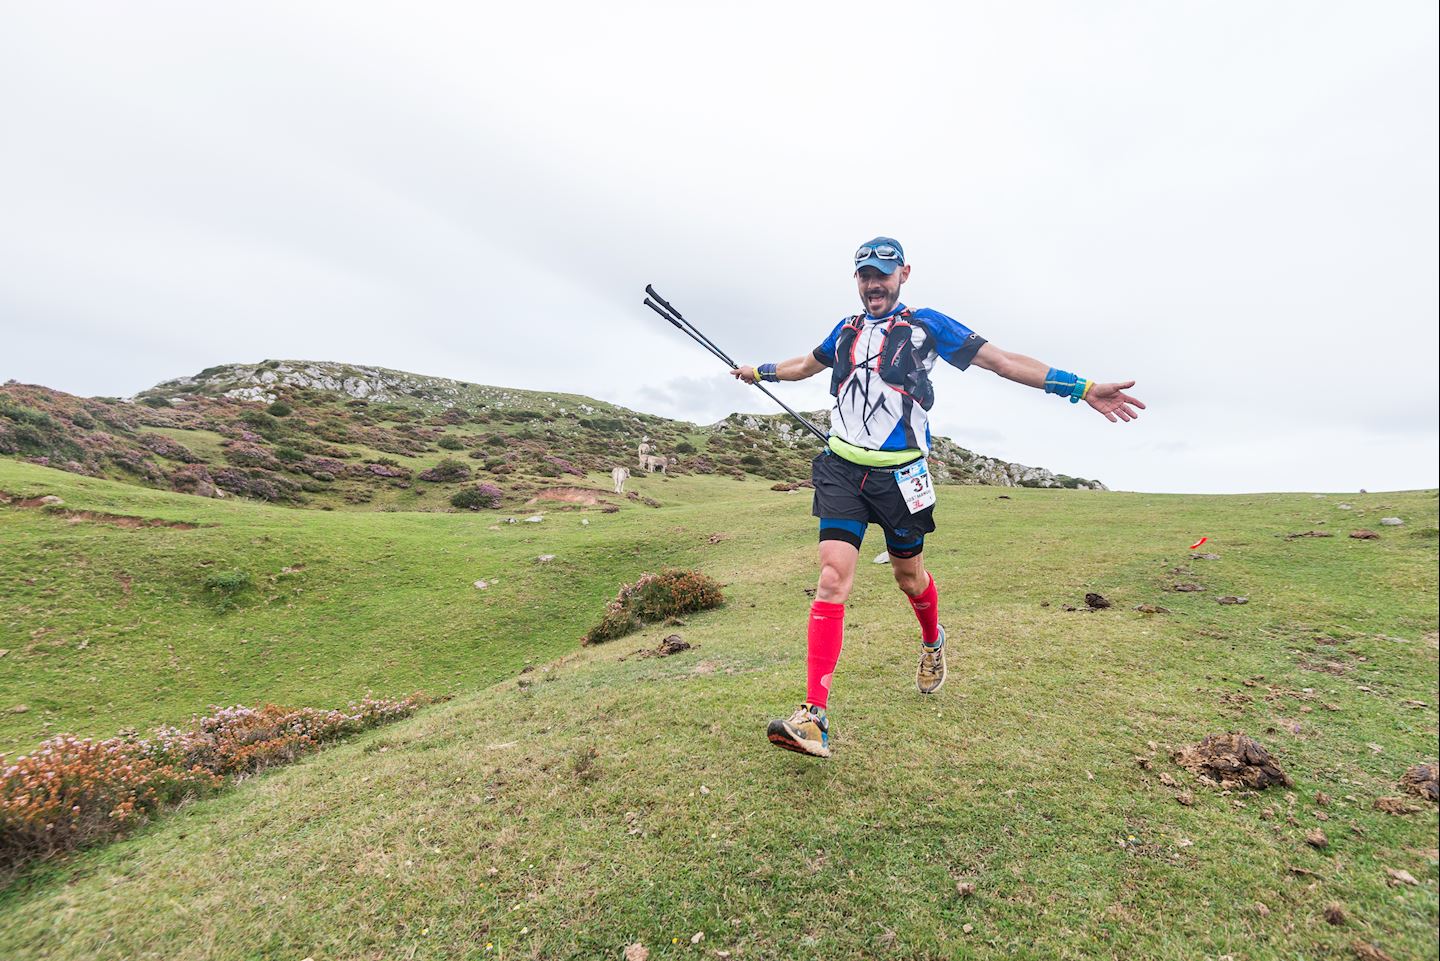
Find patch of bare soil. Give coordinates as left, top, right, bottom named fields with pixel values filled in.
left=1173, top=733, right=1292, bottom=789
left=1, top=492, right=201, bottom=529
left=622, top=634, right=694, bottom=661
left=524, top=487, right=610, bottom=506
left=1285, top=530, right=1334, bottom=539
left=1373, top=796, right=1422, bottom=815
left=1399, top=762, right=1438, bottom=802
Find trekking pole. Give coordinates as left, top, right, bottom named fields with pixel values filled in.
left=643, top=285, right=830, bottom=444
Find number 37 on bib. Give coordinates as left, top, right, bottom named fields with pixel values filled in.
left=894, top=460, right=936, bottom=514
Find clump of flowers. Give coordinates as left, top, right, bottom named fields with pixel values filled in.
left=451, top=483, right=503, bottom=510
left=582, top=569, right=724, bottom=645
left=418, top=458, right=472, bottom=483
left=0, top=695, right=430, bottom=877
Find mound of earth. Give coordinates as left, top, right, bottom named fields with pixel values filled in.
left=1399, top=762, right=1438, bottom=802
left=524, top=486, right=610, bottom=506
left=1173, top=733, right=1292, bottom=789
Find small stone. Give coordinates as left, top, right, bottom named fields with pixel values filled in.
left=38, top=495, right=63, bottom=506
left=524, top=515, right=544, bottom=523
left=1172, top=582, right=1205, bottom=592
left=690, top=932, right=704, bottom=944
left=1349, top=530, right=1380, bottom=539
left=1217, top=595, right=1249, bottom=605
left=1133, top=604, right=1171, bottom=614
left=962, top=924, right=974, bottom=934
left=581, top=519, right=589, bottom=526
left=1176, top=791, right=1195, bottom=806
left=1384, top=867, right=1418, bottom=886
left=1379, top=517, right=1403, bottom=526
left=873, top=551, right=890, bottom=564
left=535, top=554, right=555, bottom=564
left=473, top=580, right=490, bottom=590
left=1305, top=828, right=1329, bottom=848
left=956, top=881, right=976, bottom=897
left=1337, top=503, right=1352, bottom=510
left=1255, top=902, right=1271, bottom=917
left=623, top=944, right=649, bottom=961
left=9, top=704, right=28, bottom=714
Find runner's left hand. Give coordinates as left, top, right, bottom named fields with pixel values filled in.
left=1086, top=381, right=1145, bottom=423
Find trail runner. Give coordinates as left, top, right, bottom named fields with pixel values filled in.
left=733, top=236, right=1145, bottom=759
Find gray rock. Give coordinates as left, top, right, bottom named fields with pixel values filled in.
left=1337, top=503, right=1352, bottom=510
left=536, top=554, right=555, bottom=564
left=523, top=515, right=544, bottom=523
left=473, top=580, right=490, bottom=590
left=38, top=495, right=64, bottom=506
left=1380, top=517, right=1404, bottom=526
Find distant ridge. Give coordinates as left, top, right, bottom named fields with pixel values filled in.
left=0, top=360, right=1105, bottom=510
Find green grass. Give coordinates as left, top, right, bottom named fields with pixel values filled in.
left=0, top=458, right=1435, bottom=960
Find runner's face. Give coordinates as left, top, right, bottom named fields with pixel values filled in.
left=855, top=264, right=909, bottom=316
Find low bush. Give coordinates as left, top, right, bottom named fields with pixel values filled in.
left=266, top=401, right=292, bottom=417
left=437, top=435, right=464, bottom=451
left=451, top=483, right=503, bottom=510
left=582, top=569, right=724, bottom=645
left=418, top=458, right=472, bottom=483
left=0, top=698, right=429, bottom=877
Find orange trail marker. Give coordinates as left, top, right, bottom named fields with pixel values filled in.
left=1189, top=537, right=1209, bottom=550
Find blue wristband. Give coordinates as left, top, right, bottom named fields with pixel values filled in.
left=1044, top=368, right=1078, bottom=396
left=758, top=363, right=780, bottom=383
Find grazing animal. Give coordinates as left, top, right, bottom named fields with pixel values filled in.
left=611, top=466, right=630, bottom=493
left=639, top=454, right=668, bottom=473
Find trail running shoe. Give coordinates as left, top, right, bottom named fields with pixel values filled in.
left=767, top=703, right=831, bottom=758
left=916, top=625, right=947, bottom=695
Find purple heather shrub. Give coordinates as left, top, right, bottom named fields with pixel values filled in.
left=544, top=455, right=584, bottom=476
left=137, top=432, right=200, bottom=463
left=418, top=458, right=472, bottom=483
left=223, top=443, right=282, bottom=471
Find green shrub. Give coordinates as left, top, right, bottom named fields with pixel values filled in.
left=275, top=446, right=306, bottom=463
left=451, top=484, right=503, bottom=510
left=266, top=401, right=292, bottom=417
left=437, top=436, right=464, bottom=451
left=582, top=570, right=724, bottom=645
left=675, top=441, right=697, bottom=454
left=202, top=570, right=253, bottom=612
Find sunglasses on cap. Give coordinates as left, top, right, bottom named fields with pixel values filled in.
left=854, top=244, right=902, bottom=264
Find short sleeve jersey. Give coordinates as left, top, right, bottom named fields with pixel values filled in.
left=812, top=304, right=986, bottom=454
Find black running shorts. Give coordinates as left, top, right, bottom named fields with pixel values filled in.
left=810, top=449, right=937, bottom=558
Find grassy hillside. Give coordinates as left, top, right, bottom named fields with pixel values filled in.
left=0, top=459, right=1436, bottom=960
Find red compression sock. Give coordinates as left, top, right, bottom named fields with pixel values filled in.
left=908, top=573, right=941, bottom=646
left=805, top=600, right=846, bottom=708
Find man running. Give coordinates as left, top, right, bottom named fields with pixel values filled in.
left=733, top=236, right=1145, bottom=759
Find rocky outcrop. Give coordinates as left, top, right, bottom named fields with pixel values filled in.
left=708, top=409, right=1106, bottom=490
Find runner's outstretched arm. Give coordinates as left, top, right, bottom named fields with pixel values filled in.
left=730, top=354, right=826, bottom=385
left=971, top=343, right=1146, bottom=424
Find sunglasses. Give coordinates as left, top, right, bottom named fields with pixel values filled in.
left=854, top=244, right=902, bottom=264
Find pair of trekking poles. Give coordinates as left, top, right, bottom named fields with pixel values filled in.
left=643, top=285, right=829, bottom=444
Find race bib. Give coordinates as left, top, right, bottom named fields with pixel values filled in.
left=894, top=460, right=936, bottom=514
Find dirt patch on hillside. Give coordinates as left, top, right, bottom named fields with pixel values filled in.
left=1173, top=732, right=1292, bottom=789
left=1400, top=763, right=1438, bottom=802
left=1, top=491, right=203, bottom=530
left=524, top=487, right=611, bottom=506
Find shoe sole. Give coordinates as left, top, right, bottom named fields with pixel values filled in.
left=766, top=720, right=830, bottom=758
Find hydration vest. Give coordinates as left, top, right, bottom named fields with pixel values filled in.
left=828, top=309, right=936, bottom=411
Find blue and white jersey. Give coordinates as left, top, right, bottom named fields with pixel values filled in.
left=812, top=303, right=986, bottom=455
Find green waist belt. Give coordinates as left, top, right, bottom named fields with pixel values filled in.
left=827, top=435, right=923, bottom=468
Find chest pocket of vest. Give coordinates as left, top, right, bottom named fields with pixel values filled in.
left=878, top=317, right=936, bottom=411
left=829, top=314, right=936, bottom=411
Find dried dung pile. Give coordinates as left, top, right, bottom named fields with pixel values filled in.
left=1173, top=733, right=1292, bottom=789
left=1399, top=762, right=1438, bottom=802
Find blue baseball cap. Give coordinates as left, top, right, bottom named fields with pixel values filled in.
left=853, top=236, right=905, bottom=275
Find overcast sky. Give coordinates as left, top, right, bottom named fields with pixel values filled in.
left=2, top=2, right=1436, bottom=493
